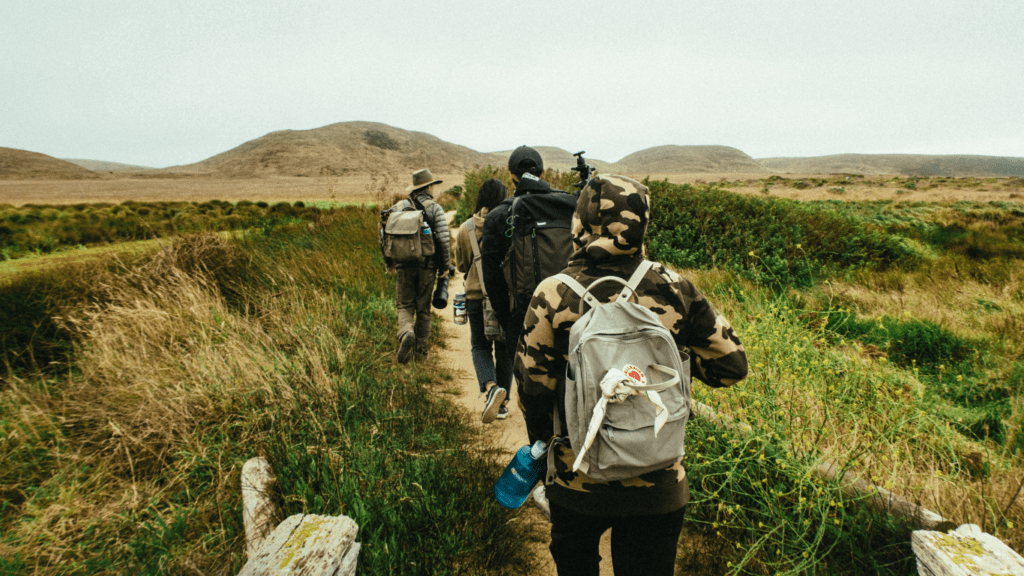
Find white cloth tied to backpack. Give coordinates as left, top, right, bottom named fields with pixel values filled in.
left=571, top=368, right=669, bottom=473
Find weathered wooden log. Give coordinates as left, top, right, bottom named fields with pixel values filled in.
left=912, top=523, right=1024, bottom=575
left=815, top=459, right=955, bottom=532
left=691, top=399, right=954, bottom=531
left=237, top=514, right=360, bottom=576
left=241, top=457, right=278, bottom=559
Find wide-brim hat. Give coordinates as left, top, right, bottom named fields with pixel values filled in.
left=407, top=168, right=443, bottom=192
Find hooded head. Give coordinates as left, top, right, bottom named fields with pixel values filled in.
left=570, top=174, right=650, bottom=262
left=507, top=145, right=544, bottom=179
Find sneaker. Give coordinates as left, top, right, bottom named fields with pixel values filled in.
left=481, top=386, right=507, bottom=424
left=495, top=404, right=509, bottom=420
left=397, top=333, right=415, bottom=364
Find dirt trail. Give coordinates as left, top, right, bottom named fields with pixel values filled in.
left=436, top=229, right=614, bottom=574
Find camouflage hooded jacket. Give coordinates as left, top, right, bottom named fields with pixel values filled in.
left=513, top=174, right=748, bottom=516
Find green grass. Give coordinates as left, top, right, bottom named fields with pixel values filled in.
left=0, top=209, right=543, bottom=574
left=3, top=189, right=1023, bottom=575
left=0, top=200, right=331, bottom=262
left=644, top=180, right=920, bottom=287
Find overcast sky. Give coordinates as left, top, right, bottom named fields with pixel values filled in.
left=3, top=0, right=1022, bottom=168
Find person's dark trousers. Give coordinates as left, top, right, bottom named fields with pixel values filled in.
left=466, top=297, right=514, bottom=394
left=502, top=308, right=527, bottom=375
left=396, top=267, right=437, bottom=355
left=548, top=501, right=687, bottom=576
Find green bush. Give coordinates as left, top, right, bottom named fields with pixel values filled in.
left=0, top=201, right=330, bottom=261
left=644, top=180, right=919, bottom=287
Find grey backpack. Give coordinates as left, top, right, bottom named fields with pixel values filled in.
left=379, top=197, right=436, bottom=266
left=554, top=260, right=691, bottom=482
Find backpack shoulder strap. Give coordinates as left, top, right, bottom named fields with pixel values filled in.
left=552, top=273, right=588, bottom=299
left=619, top=260, right=654, bottom=299
left=408, top=195, right=426, bottom=212
left=466, top=219, right=489, bottom=298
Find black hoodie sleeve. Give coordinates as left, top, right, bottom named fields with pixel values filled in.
left=480, top=203, right=512, bottom=328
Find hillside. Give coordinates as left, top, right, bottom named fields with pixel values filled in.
left=0, top=147, right=99, bottom=180
left=7, top=123, right=1024, bottom=180
left=166, top=121, right=495, bottom=177
left=62, top=158, right=151, bottom=172
left=758, top=153, right=1024, bottom=177
left=485, top=147, right=616, bottom=173
left=612, top=145, right=769, bottom=174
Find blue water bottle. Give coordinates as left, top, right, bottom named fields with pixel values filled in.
left=494, top=440, right=547, bottom=509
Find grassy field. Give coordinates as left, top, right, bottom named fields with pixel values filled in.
left=1, top=171, right=1023, bottom=575
left=0, top=173, right=468, bottom=207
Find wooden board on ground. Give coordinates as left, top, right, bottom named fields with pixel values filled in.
left=912, top=523, right=1024, bottom=575
left=237, top=513, right=360, bottom=576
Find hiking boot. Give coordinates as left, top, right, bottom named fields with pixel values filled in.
left=496, top=404, right=509, bottom=420
left=397, top=333, right=415, bottom=364
left=482, top=385, right=507, bottom=424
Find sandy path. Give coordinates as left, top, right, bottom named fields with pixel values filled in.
left=436, top=216, right=614, bottom=573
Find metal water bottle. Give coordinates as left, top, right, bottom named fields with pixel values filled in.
left=494, top=440, right=547, bottom=509
left=453, top=292, right=467, bottom=325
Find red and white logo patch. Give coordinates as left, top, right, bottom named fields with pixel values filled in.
left=622, top=364, right=646, bottom=386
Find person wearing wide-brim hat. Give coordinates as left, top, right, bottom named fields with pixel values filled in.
left=406, top=168, right=443, bottom=192
left=389, top=168, right=451, bottom=363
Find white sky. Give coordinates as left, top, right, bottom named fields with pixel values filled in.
left=2, top=0, right=1022, bottom=168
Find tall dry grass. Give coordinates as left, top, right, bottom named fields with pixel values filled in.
left=1, top=212, right=534, bottom=575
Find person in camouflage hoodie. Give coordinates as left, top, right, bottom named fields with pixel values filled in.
left=514, top=174, right=748, bottom=576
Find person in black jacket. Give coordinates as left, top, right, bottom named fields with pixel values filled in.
left=390, top=168, right=451, bottom=363
left=479, top=146, right=577, bottom=422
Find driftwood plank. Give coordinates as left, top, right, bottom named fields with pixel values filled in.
left=912, top=523, right=1024, bottom=576
left=238, top=513, right=360, bottom=576
left=242, top=457, right=278, bottom=559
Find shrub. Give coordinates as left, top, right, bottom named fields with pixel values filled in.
left=363, top=129, right=400, bottom=151
left=645, top=180, right=919, bottom=287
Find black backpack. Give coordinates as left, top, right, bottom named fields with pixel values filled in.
left=501, top=192, right=578, bottom=312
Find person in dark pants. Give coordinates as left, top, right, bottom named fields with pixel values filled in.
left=391, top=168, right=451, bottom=363
left=453, top=178, right=514, bottom=421
left=514, top=175, right=749, bottom=575
left=480, top=146, right=575, bottom=425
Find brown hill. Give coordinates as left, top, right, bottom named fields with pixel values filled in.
left=758, top=154, right=1024, bottom=177
left=166, top=121, right=495, bottom=177
left=0, top=147, right=99, bottom=180
left=484, top=147, right=616, bottom=173
left=611, top=145, right=769, bottom=174
left=63, top=159, right=152, bottom=172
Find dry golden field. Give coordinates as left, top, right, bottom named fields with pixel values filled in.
left=635, top=172, right=1024, bottom=203
left=0, top=173, right=464, bottom=206
left=3, top=172, right=1024, bottom=207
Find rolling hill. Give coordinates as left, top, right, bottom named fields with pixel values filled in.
left=485, top=147, right=617, bottom=174
left=614, top=145, right=769, bottom=174
left=62, top=159, right=152, bottom=172
left=0, top=147, right=99, bottom=180
left=757, top=154, right=1024, bottom=177
left=164, top=121, right=495, bottom=177
left=5, top=122, right=1024, bottom=180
